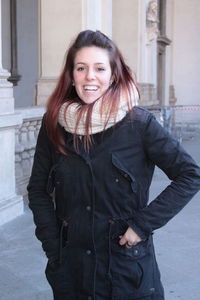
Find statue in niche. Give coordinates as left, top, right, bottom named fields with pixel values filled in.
left=146, top=0, right=159, bottom=43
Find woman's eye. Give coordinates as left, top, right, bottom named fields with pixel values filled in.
left=97, top=67, right=105, bottom=71
left=77, top=67, right=85, bottom=71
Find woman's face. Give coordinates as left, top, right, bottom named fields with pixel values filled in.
left=73, top=46, right=112, bottom=104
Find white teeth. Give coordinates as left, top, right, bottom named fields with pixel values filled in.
left=84, top=86, right=98, bottom=91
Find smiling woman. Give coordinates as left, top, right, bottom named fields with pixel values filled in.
left=28, top=30, right=200, bottom=300
left=73, top=46, right=112, bottom=104
left=44, top=30, right=138, bottom=152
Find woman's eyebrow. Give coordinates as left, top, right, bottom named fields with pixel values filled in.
left=75, top=62, right=106, bottom=65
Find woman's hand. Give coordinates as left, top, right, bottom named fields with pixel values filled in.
left=119, top=227, right=142, bottom=248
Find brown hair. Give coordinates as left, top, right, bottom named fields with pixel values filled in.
left=45, top=30, right=139, bottom=154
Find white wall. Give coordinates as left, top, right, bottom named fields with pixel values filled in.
left=112, top=0, right=139, bottom=77
left=172, top=0, right=200, bottom=105
left=40, top=0, right=82, bottom=78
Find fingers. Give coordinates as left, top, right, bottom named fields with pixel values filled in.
left=126, top=241, right=134, bottom=248
left=118, top=227, right=142, bottom=248
left=119, top=235, right=136, bottom=248
left=118, top=235, right=127, bottom=246
left=119, top=236, right=137, bottom=248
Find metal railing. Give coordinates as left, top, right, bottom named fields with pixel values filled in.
left=146, top=105, right=200, bottom=142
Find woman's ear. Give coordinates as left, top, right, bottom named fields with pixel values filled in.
left=109, top=75, right=115, bottom=85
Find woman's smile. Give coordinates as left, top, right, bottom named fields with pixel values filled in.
left=83, top=85, right=99, bottom=92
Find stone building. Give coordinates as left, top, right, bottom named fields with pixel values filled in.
left=0, top=0, right=199, bottom=225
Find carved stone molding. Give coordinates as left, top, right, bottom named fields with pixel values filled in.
left=157, top=35, right=171, bottom=53
left=169, top=85, right=177, bottom=105
left=15, top=107, right=45, bottom=197
left=138, top=83, right=159, bottom=106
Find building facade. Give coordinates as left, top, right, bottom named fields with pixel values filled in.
left=0, top=0, right=199, bottom=225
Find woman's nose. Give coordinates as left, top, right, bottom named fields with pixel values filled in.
left=86, top=68, right=95, bottom=80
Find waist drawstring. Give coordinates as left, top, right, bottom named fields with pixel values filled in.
left=59, top=220, right=68, bottom=264
left=107, top=219, right=114, bottom=279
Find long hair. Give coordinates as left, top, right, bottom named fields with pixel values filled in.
left=45, top=30, right=139, bottom=154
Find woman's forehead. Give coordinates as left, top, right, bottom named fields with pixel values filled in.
left=74, top=46, right=110, bottom=65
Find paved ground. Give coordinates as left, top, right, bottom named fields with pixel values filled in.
left=0, top=137, right=200, bottom=300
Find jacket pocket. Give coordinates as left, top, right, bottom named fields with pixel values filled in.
left=46, top=164, right=58, bottom=212
left=110, top=228, right=155, bottom=299
left=45, top=256, right=72, bottom=292
left=111, top=153, right=138, bottom=194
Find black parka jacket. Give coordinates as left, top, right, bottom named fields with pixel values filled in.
left=28, top=108, right=200, bottom=300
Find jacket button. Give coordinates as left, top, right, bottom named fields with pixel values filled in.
left=115, top=178, right=119, bottom=182
left=150, top=287, right=155, bottom=293
left=86, top=205, right=91, bottom=211
left=124, top=173, right=128, bottom=178
left=86, top=250, right=92, bottom=255
left=108, top=219, right=114, bottom=224
left=56, top=181, right=60, bottom=185
left=133, top=249, right=139, bottom=256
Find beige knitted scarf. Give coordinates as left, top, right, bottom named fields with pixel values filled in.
left=58, top=84, right=139, bottom=135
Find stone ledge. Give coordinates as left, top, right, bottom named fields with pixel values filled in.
left=0, top=113, right=23, bottom=129
left=0, top=195, right=24, bottom=226
left=15, top=106, right=45, bottom=121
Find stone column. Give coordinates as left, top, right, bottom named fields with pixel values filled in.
left=0, top=0, right=23, bottom=225
left=112, top=0, right=157, bottom=106
left=82, top=0, right=112, bottom=37
left=157, top=0, right=171, bottom=105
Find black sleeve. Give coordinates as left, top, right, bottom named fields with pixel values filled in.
left=128, top=114, right=200, bottom=238
left=27, top=116, right=60, bottom=262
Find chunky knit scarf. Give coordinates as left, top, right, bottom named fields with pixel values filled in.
left=58, top=85, right=139, bottom=135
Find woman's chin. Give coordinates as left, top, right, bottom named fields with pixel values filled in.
left=81, top=95, right=101, bottom=104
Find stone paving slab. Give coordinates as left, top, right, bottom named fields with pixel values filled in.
left=0, top=137, right=200, bottom=300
